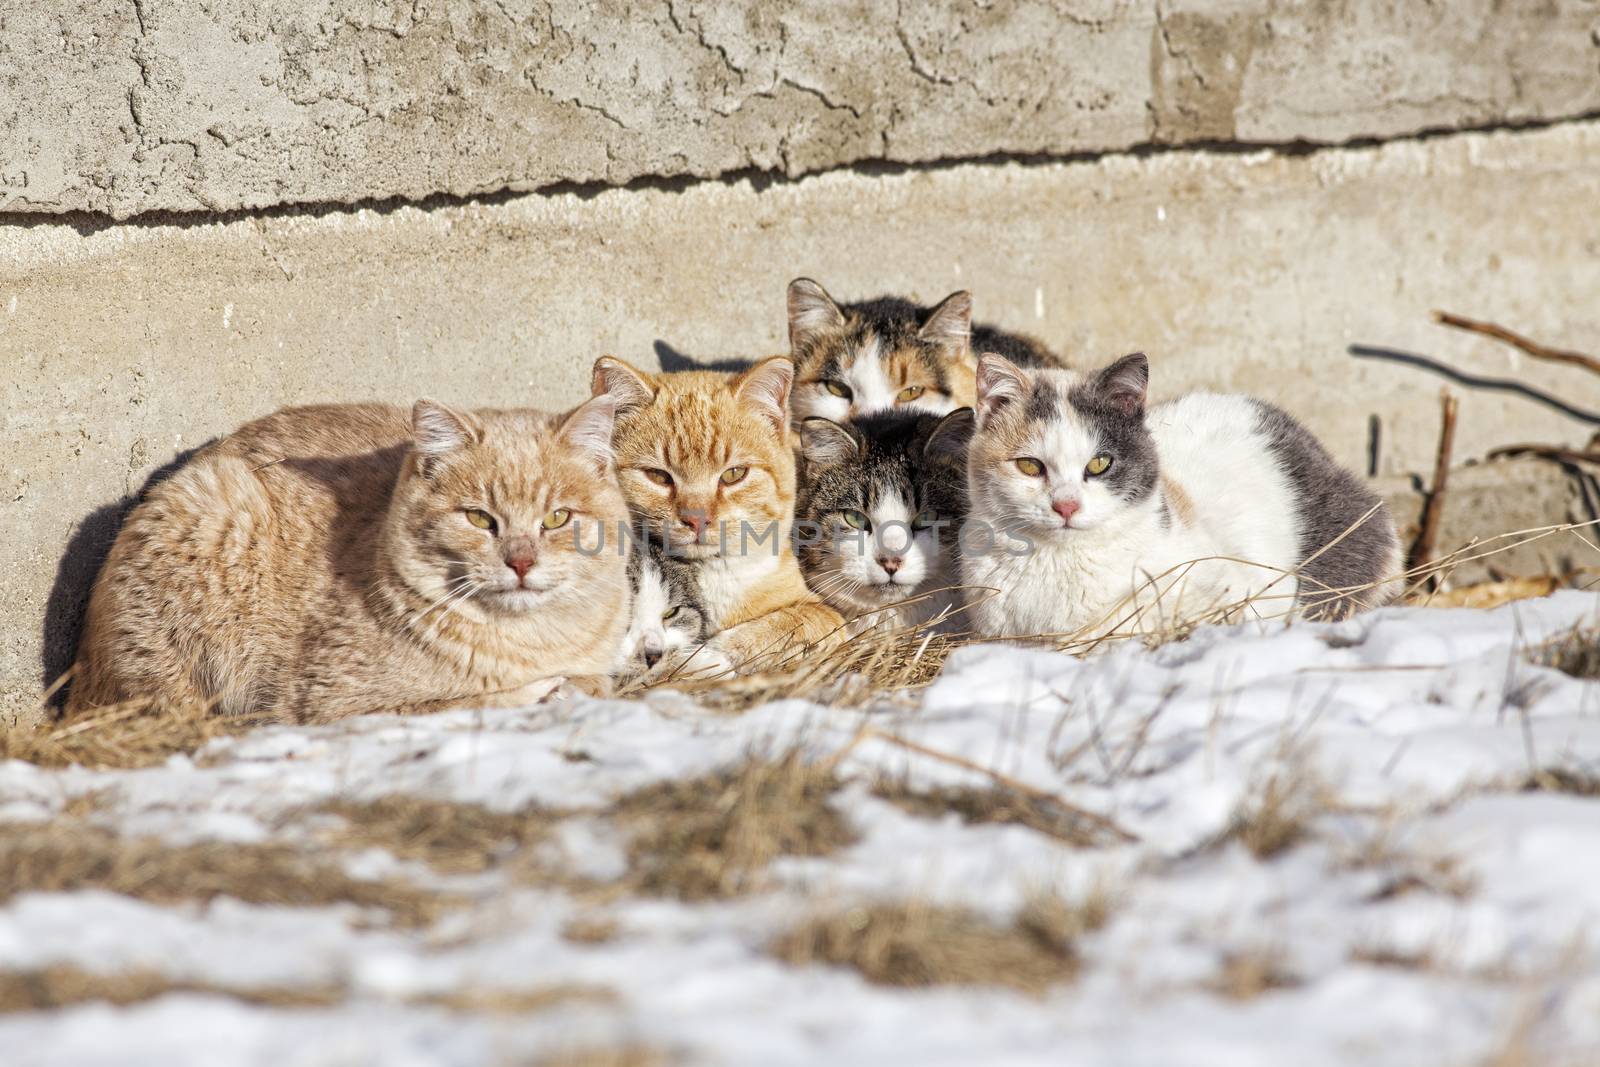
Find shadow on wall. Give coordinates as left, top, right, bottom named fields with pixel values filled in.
left=654, top=340, right=756, bottom=374
left=40, top=444, right=212, bottom=711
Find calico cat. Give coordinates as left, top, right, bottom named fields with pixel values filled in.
left=592, top=354, right=845, bottom=672
left=786, top=277, right=1062, bottom=424
left=67, top=394, right=631, bottom=719
left=795, top=408, right=974, bottom=629
left=961, top=353, right=1401, bottom=640
left=617, top=535, right=712, bottom=677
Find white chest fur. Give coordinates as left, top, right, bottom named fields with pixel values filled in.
left=694, top=549, right=784, bottom=630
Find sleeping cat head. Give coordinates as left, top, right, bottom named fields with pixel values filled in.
left=795, top=408, right=973, bottom=612
left=592, top=355, right=795, bottom=560
left=618, top=539, right=710, bottom=674
left=967, top=353, right=1159, bottom=539
left=384, top=394, right=628, bottom=619
left=786, top=278, right=976, bottom=425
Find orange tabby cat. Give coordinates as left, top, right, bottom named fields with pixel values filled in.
left=67, top=394, right=630, bottom=719
left=592, top=355, right=844, bottom=673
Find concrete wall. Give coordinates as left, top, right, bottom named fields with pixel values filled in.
left=4, top=1, right=1599, bottom=719
left=4, top=1, right=1599, bottom=217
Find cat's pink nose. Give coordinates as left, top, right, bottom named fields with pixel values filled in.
left=678, top=510, right=709, bottom=537
left=506, top=552, right=535, bottom=579
left=1052, top=498, right=1080, bottom=523
left=878, top=556, right=903, bottom=575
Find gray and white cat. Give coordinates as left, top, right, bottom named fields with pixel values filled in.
left=961, top=352, right=1401, bottom=640
left=794, top=408, right=974, bottom=629
left=617, top=535, right=712, bottom=678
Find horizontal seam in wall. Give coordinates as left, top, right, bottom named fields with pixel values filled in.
left=3, top=108, right=1599, bottom=235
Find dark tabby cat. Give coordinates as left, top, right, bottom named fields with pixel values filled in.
left=618, top=534, right=713, bottom=677
left=794, top=408, right=975, bottom=629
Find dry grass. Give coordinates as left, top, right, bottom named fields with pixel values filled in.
left=534, top=1047, right=669, bottom=1067
left=637, top=618, right=962, bottom=713
left=0, top=821, right=448, bottom=928
left=1533, top=626, right=1600, bottom=681
left=616, top=752, right=857, bottom=901
left=1365, top=852, right=1476, bottom=902
left=1207, top=948, right=1301, bottom=1000
left=0, top=964, right=613, bottom=1017
left=1424, top=576, right=1564, bottom=610
left=1336, top=825, right=1478, bottom=901
left=0, top=965, right=343, bottom=1013
left=873, top=780, right=1108, bottom=847
left=1350, top=943, right=1438, bottom=971
left=1523, top=767, right=1600, bottom=797
left=415, top=984, right=616, bottom=1014
left=561, top=914, right=621, bottom=944
left=0, top=699, right=270, bottom=771
left=771, top=892, right=1108, bottom=994
left=1227, top=767, right=1329, bottom=860
left=320, top=795, right=556, bottom=875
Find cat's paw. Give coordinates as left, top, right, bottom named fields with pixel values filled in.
left=672, top=643, right=738, bottom=680
left=507, top=676, right=568, bottom=704
left=543, top=674, right=612, bottom=702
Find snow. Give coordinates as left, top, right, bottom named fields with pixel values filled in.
left=3, top=592, right=1599, bottom=1066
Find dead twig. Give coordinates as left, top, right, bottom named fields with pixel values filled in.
left=854, top=727, right=1138, bottom=844
left=1409, top=389, right=1459, bottom=581
left=1487, top=444, right=1600, bottom=466
left=1432, top=310, right=1600, bottom=378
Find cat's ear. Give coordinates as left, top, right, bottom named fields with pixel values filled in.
left=917, top=290, right=972, bottom=360
left=923, top=407, right=976, bottom=464
left=787, top=278, right=845, bottom=350
left=975, top=353, right=1029, bottom=423
left=591, top=355, right=657, bottom=417
left=798, top=417, right=859, bottom=467
left=412, top=399, right=480, bottom=460
left=733, top=356, right=794, bottom=434
left=557, top=393, right=618, bottom=473
left=1092, top=353, right=1148, bottom=417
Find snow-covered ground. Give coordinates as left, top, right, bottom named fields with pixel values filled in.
left=3, top=592, right=1599, bottom=1067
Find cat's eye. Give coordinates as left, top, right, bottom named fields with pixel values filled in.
left=464, top=508, right=497, bottom=532
left=1085, top=454, right=1113, bottom=477
left=662, top=606, right=680, bottom=622
left=841, top=509, right=870, bottom=531
left=642, top=468, right=674, bottom=487
left=823, top=381, right=852, bottom=399
left=896, top=386, right=926, bottom=403
left=720, top=466, right=748, bottom=486
left=911, top=509, right=937, bottom=530
left=1015, top=457, right=1045, bottom=477
left=542, top=508, right=571, bottom=530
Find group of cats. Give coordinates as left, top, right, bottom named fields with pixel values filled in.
left=66, top=278, right=1401, bottom=720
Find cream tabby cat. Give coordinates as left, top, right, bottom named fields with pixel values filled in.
left=68, top=394, right=630, bottom=719
left=592, top=355, right=844, bottom=673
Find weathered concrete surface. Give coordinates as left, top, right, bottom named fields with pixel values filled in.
left=4, top=119, right=1600, bottom=718
left=2, top=0, right=1598, bottom=218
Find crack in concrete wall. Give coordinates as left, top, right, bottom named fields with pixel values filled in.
left=3, top=0, right=1597, bottom=220
left=8, top=105, right=1600, bottom=234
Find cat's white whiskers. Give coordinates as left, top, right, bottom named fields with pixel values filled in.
left=405, top=574, right=479, bottom=631
left=415, top=578, right=486, bottom=641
